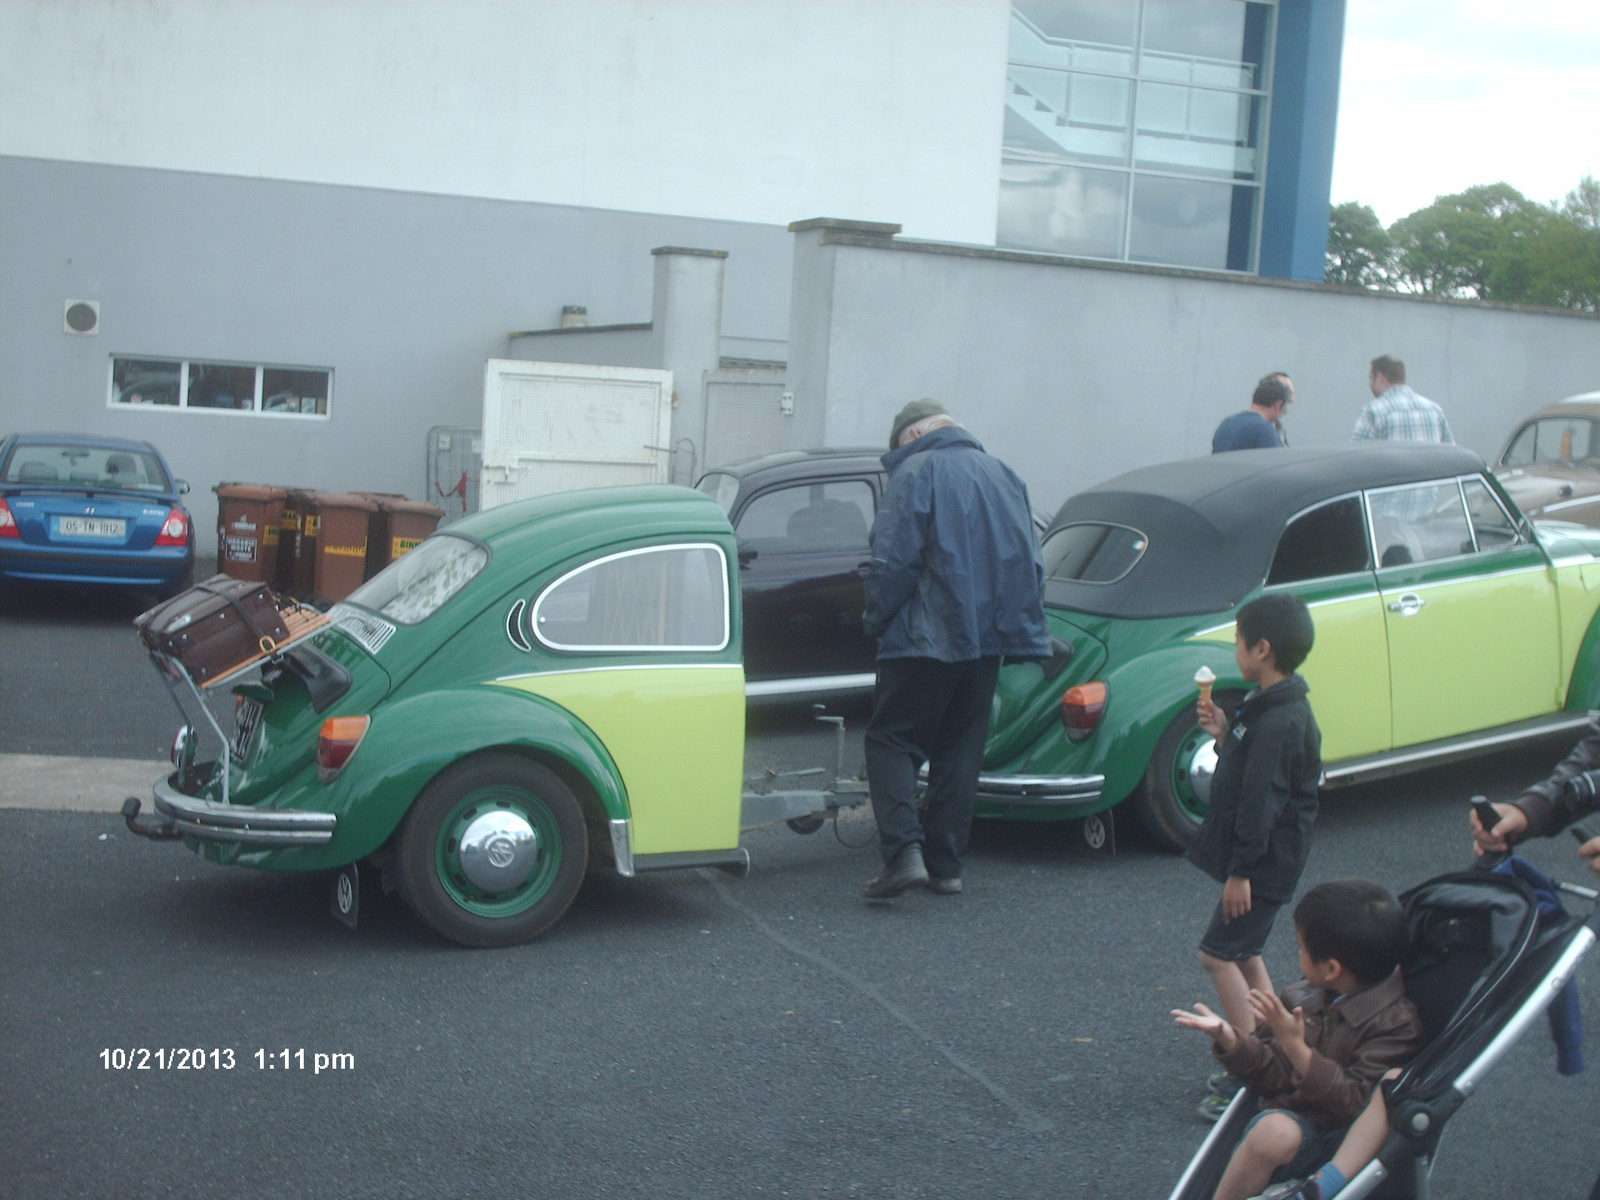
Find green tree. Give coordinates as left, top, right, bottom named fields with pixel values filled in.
left=1325, top=201, right=1393, bottom=287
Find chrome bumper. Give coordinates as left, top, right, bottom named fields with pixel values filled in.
left=975, top=772, right=1105, bottom=806
left=150, top=774, right=336, bottom=847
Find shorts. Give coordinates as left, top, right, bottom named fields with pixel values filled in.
left=1244, top=1108, right=1349, bottom=1180
left=1198, top=895, right=1283, bottom=962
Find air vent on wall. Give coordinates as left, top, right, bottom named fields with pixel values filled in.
left=64, top=300, right=100, bottom=335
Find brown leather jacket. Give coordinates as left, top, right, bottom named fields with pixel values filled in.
left=1214, top=970, right=1424, bottom=1131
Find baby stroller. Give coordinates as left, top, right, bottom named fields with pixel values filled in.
left=1167, top=864, right=1599, bottom=1200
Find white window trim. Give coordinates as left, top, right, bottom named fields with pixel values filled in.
left=532, top=542, right=731, bottom=653
left=107, top=356, right=333, bottom=420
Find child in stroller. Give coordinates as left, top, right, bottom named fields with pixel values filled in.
left=1173, top=880, right=1424, bottom=1200
left=1168, top=862, right=1598, bottom=1200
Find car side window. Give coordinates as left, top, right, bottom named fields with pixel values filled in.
left=533, top=543, right=728, bottom=652
left=1367, top=482, right=1475, bottom=567
left=1503, top=418, right=1598, bottom=467
left=1461, top=477, right=1521, bottom=552
left=735, top=481, right=875, bottom=555
left=1266, top=497, right=1370, bottom=585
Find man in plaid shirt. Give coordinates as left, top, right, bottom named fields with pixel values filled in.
left=1352, top=355, right=1453, bottom=443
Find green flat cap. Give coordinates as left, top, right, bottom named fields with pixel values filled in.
left=889, top=398, right=949, bottom=450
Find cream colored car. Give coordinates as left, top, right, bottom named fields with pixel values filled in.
left=1495, top=392, right=1600, bottom=525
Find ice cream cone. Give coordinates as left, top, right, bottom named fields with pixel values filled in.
left=1194, top=666, right=1216, bottom=706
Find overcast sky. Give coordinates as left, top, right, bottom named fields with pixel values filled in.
left=1330, top=0, right=1600, bottom=225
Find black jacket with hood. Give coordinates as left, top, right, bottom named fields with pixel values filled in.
left=1186, top=674, right=1322, bottom=904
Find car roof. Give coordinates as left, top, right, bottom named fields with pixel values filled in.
left=1044, top=444, right=1487, bottom=619
left=698, top=447, right=885, bottom=485
left=5, top=431, right=162, bottom=454
left=1518, top=394, right=1600, bottom=422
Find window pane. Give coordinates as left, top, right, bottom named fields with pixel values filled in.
left=1004, top=72, right=1131, bottom=163
left=1462, top=478, right=1520, bottom=551
left=1267, top=498, right=1370, bottom=585
left=112, top=358, right=180, bottom=406
left=999, top=159, right=1128, bottom=257
left=347, top=534, right=488, bottom=625
left=1502, top=424, right=1536, bottom=466
left=1515, top=418, right=1600, bottom=465
left=736, top=481, right=874, bottom=554
left=1, top=442, right=169, bottom=490
left=187, top=363, right=257, bottom=411
left=696, top=472, right=741, bottom=515
left=1369, top=484, right=1475, bottom=566
left=1142, top=0, right=1273, bottom=89
left=262, top=368, right=330, bottom=415
left=1129, top=175, right=1255, bottom=270
left=534, top=545, right=728, bottom=651
left=1135, top=87, right=1262, bottom=178
left=1013, top=1, right=1137, bottom=55
left=1042, top=523, right=1148, bottom=583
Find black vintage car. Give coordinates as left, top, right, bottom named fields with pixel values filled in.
left=696, top=449, right=886, bottom=700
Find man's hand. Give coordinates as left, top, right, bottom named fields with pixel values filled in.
left=1171, top=1002, right=1238, bottom=1052
left=1248, top=988, right=1312, bottom=1075
left=1222, top=875, right=1252, bottom=921
left=1472, top=801, right=1528, bottom=856
left=1196, top=697, right=1227, bottom=740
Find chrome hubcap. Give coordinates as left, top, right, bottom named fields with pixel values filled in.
left=1188, top=739, right=1218, bottom=807
left=457, top=810, right=540, bottom=892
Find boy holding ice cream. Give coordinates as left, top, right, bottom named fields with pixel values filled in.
left=1186, top=592, right=1322, bottom=1119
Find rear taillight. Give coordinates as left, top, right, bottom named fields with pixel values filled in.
left=0, top=499, right=17, bottom=539
left=154, top=509, right=190, bottom=547
left=1061, top=682, right=1108, bottom=741
left=317, top=716, right=371, bottom=782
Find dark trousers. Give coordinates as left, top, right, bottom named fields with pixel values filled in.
left=865, top=655, right=1001, bottom=878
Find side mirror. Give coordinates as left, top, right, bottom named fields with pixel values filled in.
left=176, top=479, right=191, bottom=494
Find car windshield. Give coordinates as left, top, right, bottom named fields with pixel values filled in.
left=0, top=443, right=171, bottom=491
left=1503, top=418, right=1600, bottom=471
left=1042, top=523, right=1148, bottom=584
left=346, top=534, right=489, bottom=625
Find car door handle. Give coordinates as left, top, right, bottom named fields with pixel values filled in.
left=855, top=561, right=871, bottom=577
left=1387, top=593, right=1425, bottom=616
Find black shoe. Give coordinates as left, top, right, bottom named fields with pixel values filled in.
left=864, top=843, right=929, bottom=899
left=927, top=876, right=962, bottom=895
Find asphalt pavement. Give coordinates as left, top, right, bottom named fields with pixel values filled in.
left=2, top=584, right=1596, bottom=1199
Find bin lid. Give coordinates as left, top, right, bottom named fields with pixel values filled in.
left=314, top=491, right=380, bottom=511
left=214, top=483, right=289, bottom=500
left=380, top=498, right=446, bottom=517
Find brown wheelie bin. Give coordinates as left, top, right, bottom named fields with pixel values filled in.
left=367, top=497, right=445, bottom=578
left=214, top=483, right=287, bottom=584
left=274, top=489, right=311, bottom=595
left=312, top=492, right=378, bottom=603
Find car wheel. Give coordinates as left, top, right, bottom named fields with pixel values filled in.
left=394, top=753, right=588, bottom=948
left=1131, top=690, right=1243, bottom=853
left=786, top=814, right=826, bottom=834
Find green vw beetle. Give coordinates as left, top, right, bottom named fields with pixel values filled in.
left=122, top=486, right=856, bottom=947
left=973, top=445, right=1600, bottom=851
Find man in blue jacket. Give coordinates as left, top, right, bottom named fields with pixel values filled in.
left=860, top=400, right=1051, bottom=899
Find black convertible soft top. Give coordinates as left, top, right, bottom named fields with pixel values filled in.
left=1044, top=444, right=1488, bottom=619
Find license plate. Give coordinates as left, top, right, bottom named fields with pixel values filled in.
left=57, top=516, right=126, bottom=539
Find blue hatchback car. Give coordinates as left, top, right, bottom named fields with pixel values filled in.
left=0, top=433, right=195, bottom=596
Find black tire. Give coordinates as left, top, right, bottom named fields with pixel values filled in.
left=394, top=753, right=588, bottom=948
left=786, top=814, right=826, bottom=835
left=1131, top=690, right=1244, bottom=853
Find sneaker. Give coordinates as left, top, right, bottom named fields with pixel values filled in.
left=1207, top=1070, right=1242, bottom=1096
left=1197, top=1091, right=1235, bottom=1122
left=927, top=876, right=962, bottom=895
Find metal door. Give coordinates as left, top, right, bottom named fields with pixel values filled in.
left=480, top=360, right=673, bottom=510
left=426, top=425, right=482, bottom=526
left=702, top=367, right=790, bottom=472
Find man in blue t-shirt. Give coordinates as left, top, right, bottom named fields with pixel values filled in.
left=1213, top=374, right=1293, bottom=453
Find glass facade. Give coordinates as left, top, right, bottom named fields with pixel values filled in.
left=998, top=0, right=1275, bottom=272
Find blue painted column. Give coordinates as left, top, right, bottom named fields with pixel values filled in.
left=1258, top=0, right=1346, bottom=281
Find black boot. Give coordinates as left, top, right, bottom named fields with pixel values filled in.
left=864, top=842, right=929, bottom=899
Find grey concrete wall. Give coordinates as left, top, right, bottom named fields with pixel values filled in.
left=0, top=156, right=793, bottom=555
left=787, top=227, right=1600, bottom=515
left=507, top=326, right=657, bottom=368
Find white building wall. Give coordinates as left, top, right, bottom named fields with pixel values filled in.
left=0, top=0, right=1010, bottom=244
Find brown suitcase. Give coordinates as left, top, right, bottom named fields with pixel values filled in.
left=135, top=574, right=292, bottom=684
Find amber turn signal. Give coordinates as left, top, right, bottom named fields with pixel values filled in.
left=1061, top=682, right=1108, bottom=741
left=317, top=715, right=371, bottom=782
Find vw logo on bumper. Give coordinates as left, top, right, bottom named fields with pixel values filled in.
left=458, top=811, right=540, bottom=892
